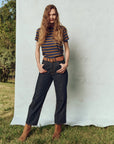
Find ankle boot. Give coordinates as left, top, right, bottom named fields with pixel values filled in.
left=18, top=124, right=31, bottom=142
left=52, top=124, right=62, bottom=140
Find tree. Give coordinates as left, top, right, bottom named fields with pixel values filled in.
left=0, top=0, right=16, bottom=82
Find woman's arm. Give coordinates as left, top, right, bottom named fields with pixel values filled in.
left=35, top=41, right=47, bottom=73
left=63, top=41, right=70, bottom=67
left=35, top=41, right=40, bottom=68
left=56, top=41, right=70, bottom=73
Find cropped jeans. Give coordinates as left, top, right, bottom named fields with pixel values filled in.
left=26, top=58, right=68, bottom=125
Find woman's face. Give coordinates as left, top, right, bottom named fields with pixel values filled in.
left=49, top=8, right=56, bottom=24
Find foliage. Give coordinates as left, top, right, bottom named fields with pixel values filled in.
left=0, top=0, right=16, bottom=82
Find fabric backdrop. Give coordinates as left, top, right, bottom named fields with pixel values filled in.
left=10, top=0, right=114, bottom=127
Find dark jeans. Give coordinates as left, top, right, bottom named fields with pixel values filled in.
left=26, top=58, right=68, bottom=125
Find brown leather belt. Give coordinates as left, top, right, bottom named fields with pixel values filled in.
left=43, top=55, right=64, bottom=62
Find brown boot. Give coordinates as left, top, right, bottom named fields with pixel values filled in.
left=52, top=124, right=62, bottom=140
left=18, top=124, right=31, bottom=142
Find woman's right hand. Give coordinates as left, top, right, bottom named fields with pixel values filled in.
left=38, top=64, right=47, bottom=73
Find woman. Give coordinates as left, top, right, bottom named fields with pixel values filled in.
left=19, top=4, right=70, bottom=141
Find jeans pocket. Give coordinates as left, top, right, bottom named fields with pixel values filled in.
left=42, top=63, right=46, bottom=69
left=55, top=60, right=65, bottom=71
left=56, top=63, right=61, bottom=70
left=56, top=60, right=67, bottom=73
left=42, top=60, right=50, bottom=71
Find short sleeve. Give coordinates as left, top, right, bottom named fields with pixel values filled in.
left=63, top=27, right=69, bottom=42
left=35, top=28, right=40, bottom=41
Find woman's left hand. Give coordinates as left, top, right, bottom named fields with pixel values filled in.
left=56, top=63, right=68, bottom=73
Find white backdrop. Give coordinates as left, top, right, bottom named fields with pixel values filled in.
left=10, top=0, right=114, bottom=127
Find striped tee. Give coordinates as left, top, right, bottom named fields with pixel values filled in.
left=35, top=26, right=69, bottom=58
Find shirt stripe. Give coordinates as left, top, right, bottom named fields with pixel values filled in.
left=35, top=26, right=69, bottom=58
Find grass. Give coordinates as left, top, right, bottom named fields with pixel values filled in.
left=0, top=79, right=114, bottom=144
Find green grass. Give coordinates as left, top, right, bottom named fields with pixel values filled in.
left=0, top=80, right=114, bottom=144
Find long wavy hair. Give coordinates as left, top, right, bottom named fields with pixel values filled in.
left=38, top=4, right=66, bottom=47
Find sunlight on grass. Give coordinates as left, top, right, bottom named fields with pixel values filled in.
left=0, top=80, right=114, bottom=144
left=0, top=81, right=14, bottom=119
